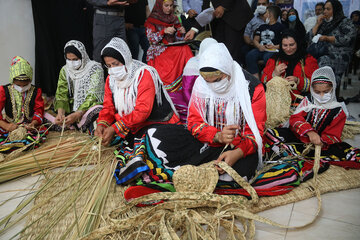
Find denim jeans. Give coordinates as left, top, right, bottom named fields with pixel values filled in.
left=245, top=48, right=274, bottom=74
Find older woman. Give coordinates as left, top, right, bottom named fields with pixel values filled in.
left=262, top=29, right=318, bottom=100
left=49, top=40, right=104, bottom=133
left=307, top=0, right=357, bottom=96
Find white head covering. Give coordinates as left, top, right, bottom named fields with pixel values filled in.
left=190, top=43, right=263, bottom=168
left=63, top=40, right=104, bottom=111
left=101, top=37, right=177, bottom=117
left=294, top=66, right=342, bottom=114
left=183, top=38, right=218, bottom=76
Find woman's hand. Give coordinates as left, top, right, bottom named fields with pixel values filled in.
left=164, top=26, right=176, bottom=35
left=64, top=112, right=82, bottom=126
left=285, top=76, right=299, bottom=84
left=102, top=126, right=116, bottom=146
left=178, top=26, right=186, bottom=34
left=273, top=63, right=287, bottom=76
left=215, top=148, right=244, bottom=174
left=94, top=125, right=106, bottom=138
left=55, top=109, right=65, bottom=125
left=214, top=6, right=225, bottom=19
left=24, top=120, right=39, bottom=130
left=316, top=14, right=325, bottom=26
left=217, top=125, right=239, bottom=144
left=307, top=131, right=323, bottom=146
left=6, top=123, right=18, bottom=132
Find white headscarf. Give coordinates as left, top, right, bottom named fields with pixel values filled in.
left=190, top=43, right=263, bottom=168
left=63, top=40, right=104, bottom=111
left=101, top=37, right=177, bottom=117
left=183, top=38, right=218, bottom=76
left=294, top=66, right=342, bottom=114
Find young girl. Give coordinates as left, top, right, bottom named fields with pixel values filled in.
left=145, top=0, right=193, bottom=120
left=265, top=66, right=360, bottom=169
left=0, top=56, right=45, bottom=152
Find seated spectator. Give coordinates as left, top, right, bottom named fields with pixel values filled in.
left=145, top=0, right=193, bottom=114
left=125, top=0, right=151, bottom=63
left=280, top=9, right=288, bottom=25
left=0, top=56, right=45, bottom=152
left=307, top=0, right=357, bottom=97
left=246, top=5, right=286, bottom=79
left=241, top=0, right=269, bottom=67
left=304, top=2, right=325, bottom=33
left=50, top=40, right=104, bottom=133
left=285, top=8, right=306, bottom=44
left=262, top=29, right=318, bottom=104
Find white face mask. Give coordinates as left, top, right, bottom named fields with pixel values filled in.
left=265, top=17, right=270, bottom=24
left=13, top=83, right=31, bottom=93
left=313, top=92, right=332, bottom=104
left=66, top=59, right=82, bottom=70
left=256, top=5, right=267, bottom=15
left=207, top=77, right=230, bottom=93
left=325, top=16, right=333, bottom=22
left=108, top=65, right=127, bottom=81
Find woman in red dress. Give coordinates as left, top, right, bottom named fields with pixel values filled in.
left=145, top=0, right=193, bottom=118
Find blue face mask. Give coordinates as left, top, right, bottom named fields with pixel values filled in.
left=288, top=15, right=296, bottom=22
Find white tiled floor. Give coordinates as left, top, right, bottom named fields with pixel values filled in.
left=0, top=73, right=360, bottom=239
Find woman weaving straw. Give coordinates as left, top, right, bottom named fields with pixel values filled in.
left=94, top=37, right=179, bottom=184
left=145, top=0, right=193, bottom=118
left=265, top=66, right=360, bottom=169
left=136, top=42, right=266, bottom=184
left=0, top=56, right=46, bottom=153
left=46, top=40, right=104, bottom=133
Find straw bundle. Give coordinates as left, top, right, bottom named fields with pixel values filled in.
left=265, top=77, right=292, bottom=128
left=8, top=126, right=27, bottom=142
left=0, top=133, right=107, bottom=183
left=342, top=120, right=360, bottom=140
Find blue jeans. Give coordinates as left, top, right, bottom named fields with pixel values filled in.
left=246, top=48, right=274, bottom=74
left=126, top=26, right=149, bottom=63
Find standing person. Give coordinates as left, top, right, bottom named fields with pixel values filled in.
left=184, top=0, right=254, bottom=65
left=304, top=2, right=325, bottom=33
left=307, top=0, right=357, bottom=97
left=181, top=0, right=203, bottom=32
left=145, top=0, right=193, bottom=115
left=49, top=40, right=104, bottom=133
left=285, top=8, right=306, bottom=44
left=87, top=0, right=129, bottom=62
left=125, top=0, right=151, bottom=63
left=0, top=56, right=45, bottom=152
left=246, top=5, right=286, bottom=79
left=242, top=0, right=269, bottom=67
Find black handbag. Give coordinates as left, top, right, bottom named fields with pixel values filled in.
left=307, top=41, right=329, bottom=59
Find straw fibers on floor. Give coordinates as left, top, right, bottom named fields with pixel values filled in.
left=20, top=165, right=360, bottom=239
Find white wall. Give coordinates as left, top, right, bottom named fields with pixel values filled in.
left=0, top=0, right=35, bottom=86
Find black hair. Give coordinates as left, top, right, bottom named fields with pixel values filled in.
left=101, top=47, right=125, bottom=66
left=64, top=46, right=82, bottom=59
left=315, top=2, right=325, bottom=9
left=267, top=5, right=281, bottom=20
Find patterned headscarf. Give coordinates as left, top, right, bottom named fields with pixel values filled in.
left=147, top=0, right=178, bottom=25
left=101, top=37, right=177, bottom=117
left=9, top=56, right=33, bottom=82
left=63, top=40, right=104, bottom=111
left=318, top=0, right=345, bottom=35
